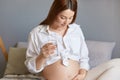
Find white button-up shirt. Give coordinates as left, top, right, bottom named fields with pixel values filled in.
left=25, top=23, right=89, bottom=73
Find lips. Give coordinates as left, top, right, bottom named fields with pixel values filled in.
left=61, top=24, right=66, bottom=26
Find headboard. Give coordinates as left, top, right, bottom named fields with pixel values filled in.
left=0, top=36, right=8, bottom=62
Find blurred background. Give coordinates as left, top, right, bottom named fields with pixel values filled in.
left=0, top=0, right=120, bottom=78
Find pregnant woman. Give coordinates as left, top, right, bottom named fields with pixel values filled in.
left=25, top=0, right=120, bottom=80
left=25, top=0, right=89, bottom=80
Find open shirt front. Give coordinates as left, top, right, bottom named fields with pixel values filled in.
left=25, top=23, right=89, bottom=73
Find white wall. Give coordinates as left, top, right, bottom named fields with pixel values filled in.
left=78, top=0, right=120, bottom=58
left=0, top=0, right=53, bottom=77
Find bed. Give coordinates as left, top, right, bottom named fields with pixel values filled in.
left=0, top=38, right=116, bottom=80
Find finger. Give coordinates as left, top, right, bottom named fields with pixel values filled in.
left=46, top=45, right=56, bottom=51
left=72, top=76, right=79, bottom=80
left=42, top=45, right=55, bottom=51
left=43, top=43, right=56, bottom=49
left=46, top=43, right=53, bottom=46
left=41, top=51, right=49, bottom=58
left=48, top=50, right=54, bottom=55
left=41, top=43, right=56, bottom=56
left=42, top=43, right=52, bottom=48
left=41, top=47, right=55, bottom=56
left=46, top=42, right=57, bottom=48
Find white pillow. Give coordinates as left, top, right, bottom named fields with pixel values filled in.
left=17, top=42, right=28, bottom=48
left=86, top=40, right=115, bottom=68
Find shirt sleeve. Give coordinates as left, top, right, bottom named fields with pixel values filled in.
left=79, top=27, right=90, bottom=70
left=24, top=32, right=44, bottom=73
left=79, top=39, right=90, bottom=70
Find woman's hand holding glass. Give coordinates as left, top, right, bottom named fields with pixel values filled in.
left=40, top=41, right=57, bottom=58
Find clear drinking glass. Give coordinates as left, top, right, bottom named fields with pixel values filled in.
left=48, top=40, right=58, bottom=56
left=41, top=36, right=58, bottom=55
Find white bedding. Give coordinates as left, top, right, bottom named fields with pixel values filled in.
left=1, top=40, right=115, bottom=80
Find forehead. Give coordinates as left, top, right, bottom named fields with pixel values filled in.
left=58, top=9, right=75, bottom=17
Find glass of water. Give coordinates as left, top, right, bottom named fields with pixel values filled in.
left=48, top=40, right=58, bottom=56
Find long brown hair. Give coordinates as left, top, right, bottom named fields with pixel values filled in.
left=40, top=0, right=78, bottom=25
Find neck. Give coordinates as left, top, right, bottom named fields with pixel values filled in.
left=49, top=25, right=68, bottom=36
left=49, top=25, right=68, bottom=31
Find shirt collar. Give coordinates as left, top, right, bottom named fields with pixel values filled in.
left=67, top=24, right=76, bottom=34
left=38, top=24, right=75, bottom=34
left=38, top=25, right=49, bottom=33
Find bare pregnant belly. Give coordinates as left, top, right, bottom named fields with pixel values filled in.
left=42, top=59, right=80, bottom=80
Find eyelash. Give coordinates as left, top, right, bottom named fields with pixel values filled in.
left=61, top=16, right=73, bottom=20
left=61, top=17, right=65, bottom=19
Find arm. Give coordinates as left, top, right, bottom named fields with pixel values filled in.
left=36, top=54, right=47, bottom=70
left=73, top=25, right=89, bottom=80
left=24, top=33, right=44, bottom=73
left=25, top=32, right=56, bottom=73
left=73, top=41, right=89, bottom=80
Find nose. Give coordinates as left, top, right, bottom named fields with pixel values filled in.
left=64, top=19, right=70, bottom=25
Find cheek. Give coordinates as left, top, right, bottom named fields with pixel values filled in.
left=56, top=18, right=64, bottom=23
left=68, top=19, right=72, bottom=23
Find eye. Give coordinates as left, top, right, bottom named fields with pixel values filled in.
left=69, top=17, right=73, bottom=20
left=60, top=16, right=66, bottom=19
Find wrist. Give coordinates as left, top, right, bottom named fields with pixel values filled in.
left=37, top=53, right=48, bottom=60
left=40, top=53, right=48, bottom=59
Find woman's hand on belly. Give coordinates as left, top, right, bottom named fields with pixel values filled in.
left=72, top=69, right=88, bottom=80
left=72, top=74, right=85, bottom=80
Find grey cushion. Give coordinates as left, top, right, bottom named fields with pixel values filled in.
left=86, top=40, right=115, bottom=68
left=5, top=40, right=115, bottom=75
